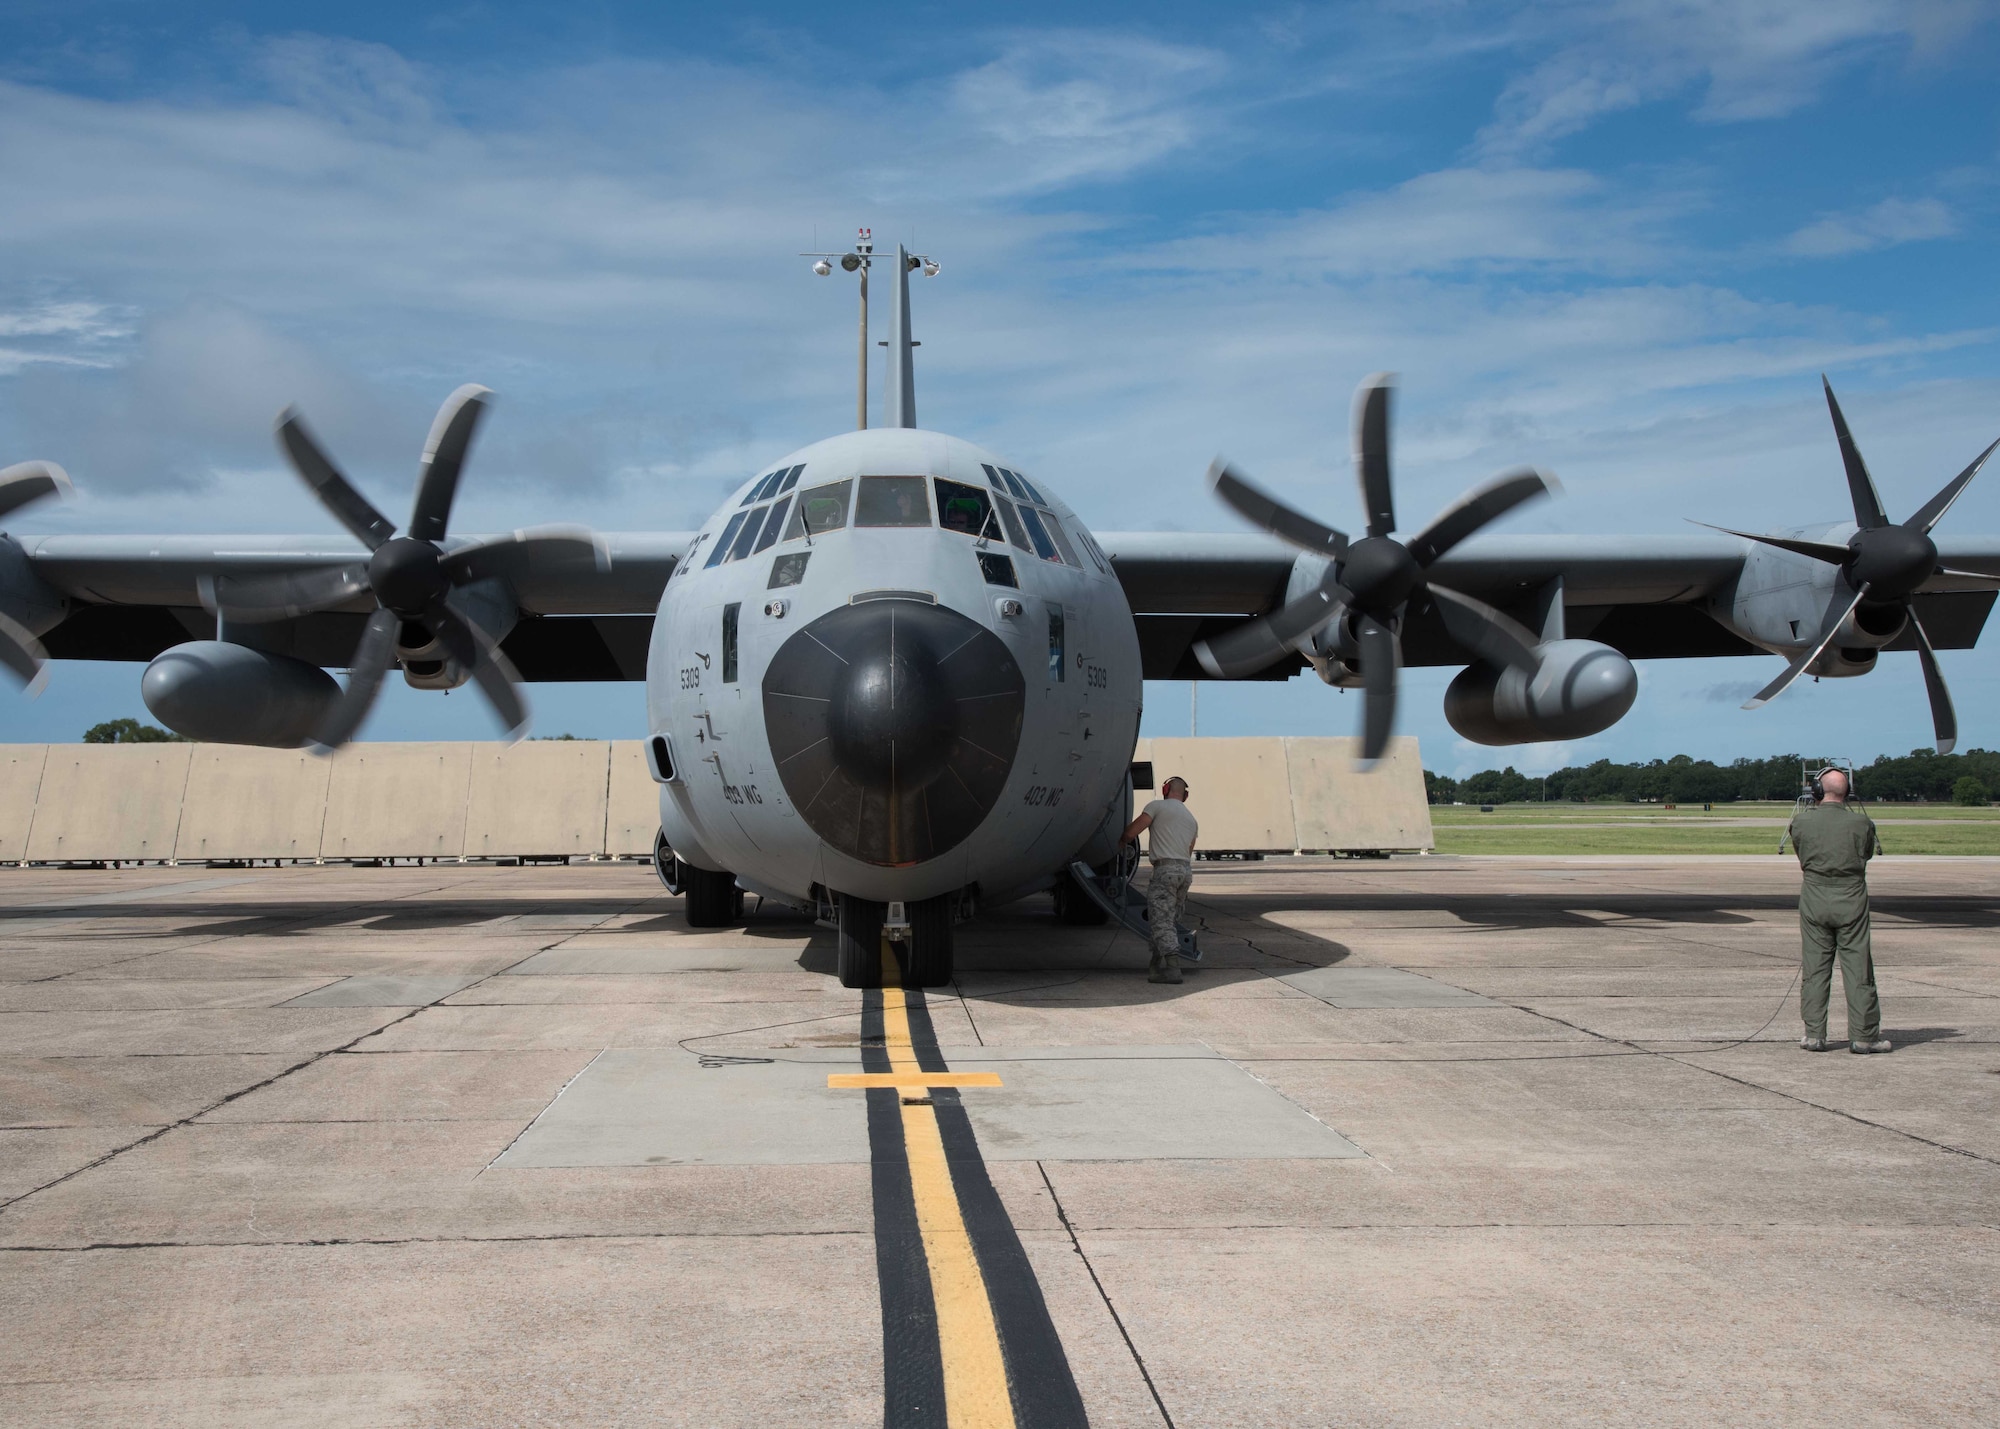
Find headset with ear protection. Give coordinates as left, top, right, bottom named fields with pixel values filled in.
left=1806, top=768, right=1826, bottom=803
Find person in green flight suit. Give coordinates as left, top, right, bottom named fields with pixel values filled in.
left=1788, top=768, right=1890, bottom=1054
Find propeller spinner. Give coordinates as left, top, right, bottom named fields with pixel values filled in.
left=211, top=385, right=602, bottom=749
left=1696, top=376, right=2000, bottom=755
left=1194, top=376, right=1558, bottom=765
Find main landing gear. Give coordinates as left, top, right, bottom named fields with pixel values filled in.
left=836, top=892, right=954, bottom=989
left=654, top=831, right=744, bottom=927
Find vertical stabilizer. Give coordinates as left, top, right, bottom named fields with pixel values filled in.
left=888, top=244, right=918, bottom=429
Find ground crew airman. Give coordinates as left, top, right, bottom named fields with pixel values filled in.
left=1789, top=768, right=1889, bottom=1054
left=1120, top=776, right=1197, bottom=984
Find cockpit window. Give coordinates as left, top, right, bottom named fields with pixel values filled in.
left=855, top=475, right=932, bottom=528
left=706, top=511, right=748, bottom=568
left=993, top=496, right=1031, bottom=552
left=753, top=495, right=792, bottom=554
left=997, top=468, right=1031, bottom=503
left=1041, top=512, right=1082, bottom=567
left=1015, top=504, right=1062, bottom=563
left=728, top=506, right=767, bottom=561
left=1006, top=469, right=1047, bottom=505
left=742, top=471, right=776, bottom=506
left=934, top=479, right=1000, bottom=539
left=777, top=465, right=803, bottom=494
left=785, top=480, right=852, bottom=540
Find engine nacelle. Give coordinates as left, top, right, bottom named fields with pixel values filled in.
left=1444, top=639, right=1637, bottom=746
left=141, top=641, right=341, bottom=747
left=0, top=535, right=65, bottom=636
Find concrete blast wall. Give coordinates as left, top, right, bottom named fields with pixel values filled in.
left=1131, top=736, right=1433, bottom=853
left=1, top=735, right=1430, bottom=863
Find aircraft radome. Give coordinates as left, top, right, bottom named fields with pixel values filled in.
left=4, top=234, right=1999, bottom=987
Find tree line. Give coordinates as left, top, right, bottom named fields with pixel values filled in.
left=1426, top=749, right=2000, bottom=806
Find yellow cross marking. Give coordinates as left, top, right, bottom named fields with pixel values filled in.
left=827, top=1071, right=1003, bottom=1089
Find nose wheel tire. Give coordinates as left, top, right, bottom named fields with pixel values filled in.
left=837, top=894, right=886, bottom=988
left=903, top=895, right=955, bottom=987
left=836, top=892, right=956, bottom=989
left=682, top=864, right=744, bottom=927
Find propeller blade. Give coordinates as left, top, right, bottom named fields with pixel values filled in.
left=1191, top=573, right=1353, bottom=680
left=1906, top=607, right=1957, bottom=756
left=205, top=564, right=371, bottom=620
left=0, top=609, right=49, bottom=693
left=1206, top=460, right=1348, bottom=557
left=312, top=605, right=400, bottom=749
left=1742, top=578, right=1869, bottom=710
left=1685, top=520, right=1851, bottom=565
left=1903, top=434, right=2000, bottom=536
left=1355, top=375, right=1396, bottom=538
left=438, top=525, right=610, bottom=585
left=277, top=410, right=397, bottom=551
left=1406, top=468, right=1559, bottom=568
left=428, top=600, right=529, bottom=740
left=1429, top=584, right=1542, bottom=674
left=1356, top=612, right=1399, bottom=765
left=0, top=460, right=73, bottom=522
left=1821, top=377, right=1889, bottom=530
left=407, top=384, right=492, bottom=544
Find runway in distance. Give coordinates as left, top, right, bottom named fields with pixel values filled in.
left=4, top=230, right=1999, bottom=986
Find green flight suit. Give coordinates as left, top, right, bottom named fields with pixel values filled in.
left=1788, top=801, right=1883, bottom=1042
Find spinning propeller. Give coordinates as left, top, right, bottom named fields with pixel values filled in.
left=1194, top=375, right=1558, bottom=764
left=0, top=460, right=73, bottom=690
left=1694, top=376, right=2000, bottom=755
left=212, top=385, right=601, bottom=748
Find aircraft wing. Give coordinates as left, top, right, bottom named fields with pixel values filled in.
left=15, top=532, right=693, bottom=681
left=1099, top=530, right=2000, bottom=680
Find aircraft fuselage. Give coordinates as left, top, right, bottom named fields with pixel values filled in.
left=645, top=427, right=1142, bottom=915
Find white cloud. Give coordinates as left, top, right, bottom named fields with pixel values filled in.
left=1784, top=196, right=1958, bottom=256
left=1474, top=0, right=1934, bottom=157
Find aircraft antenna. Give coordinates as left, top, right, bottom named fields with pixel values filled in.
left=805, top=229, right=940, bottom=431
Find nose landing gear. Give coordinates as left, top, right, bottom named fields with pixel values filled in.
left=836, top=891, right=955, bottom=988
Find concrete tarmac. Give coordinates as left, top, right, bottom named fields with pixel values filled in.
left=2, top=856, right=1997, bottom=1426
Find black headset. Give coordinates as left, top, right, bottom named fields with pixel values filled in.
left=1806, top=768, right=1826, bottom=802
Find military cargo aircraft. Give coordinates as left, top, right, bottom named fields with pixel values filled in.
left=4, top=238, right=1997, bottom=986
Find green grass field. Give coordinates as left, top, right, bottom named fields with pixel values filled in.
left=1429, top=802, right=2000, bottom=855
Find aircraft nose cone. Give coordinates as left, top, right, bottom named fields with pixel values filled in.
left=764, top=599, right=1026, bottom=867
left=827, top=632, right=958, bottom=789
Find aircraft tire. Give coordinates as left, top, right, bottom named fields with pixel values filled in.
left=1052, top=869, right=1111, bottom=926
left=903, top=895, right=955, bottom=988
left=683, top=865, right=744, bottom=927
left=837, top=894, right=886, bottom=989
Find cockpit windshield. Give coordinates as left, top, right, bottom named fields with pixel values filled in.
left=934, top=479, right=1001, bottom=539
left=785, top=480, right=852, bottom=540
left=855, top=475, right=933, bottom=528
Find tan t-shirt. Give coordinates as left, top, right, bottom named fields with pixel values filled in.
left=1143, top=798, right=1198, bottom=862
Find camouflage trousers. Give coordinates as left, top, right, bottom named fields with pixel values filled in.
left=1146, top=859, right=1192, bottom=959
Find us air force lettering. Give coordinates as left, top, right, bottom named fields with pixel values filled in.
left=5, top=232, right=2000, bottom=989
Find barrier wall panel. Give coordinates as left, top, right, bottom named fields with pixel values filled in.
left=26, top=743, right=193, bottom=862
left=322, top=743, right=473, bottom=859
left=1287, top=735, right=1434, bottom=851
left=1133, top=737, right=1298, bottom=852
left=463, top=741, right=611, bottom=857
left=175, top=746, right=332, bottom=860
left=0, top=745, right=49, bottom=862
left=605, top=741, right=660, bottom=856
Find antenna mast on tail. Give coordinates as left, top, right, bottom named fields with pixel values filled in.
left=805, top=229, right=940, bottom=431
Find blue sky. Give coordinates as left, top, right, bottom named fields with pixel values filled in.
left=3, top=1, right=1999, bottom=774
